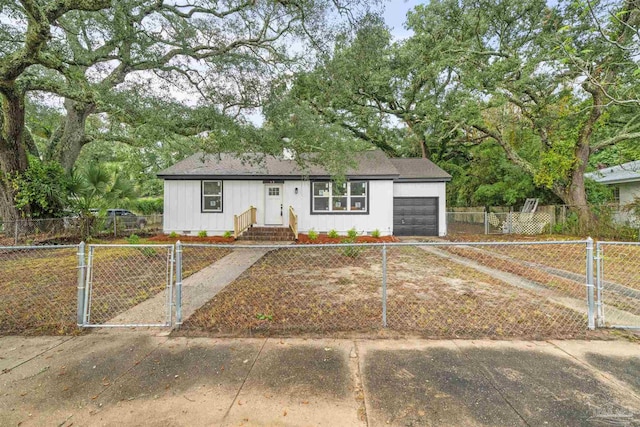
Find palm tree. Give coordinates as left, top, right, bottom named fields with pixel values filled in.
left=68, top=164, right=137, bottom=236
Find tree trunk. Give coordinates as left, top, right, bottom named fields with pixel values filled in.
left=0, top=85, right=30, bottom=221
left=405, top=119, right=429, bottom=158
left=46, top=99, right=94, bottom=172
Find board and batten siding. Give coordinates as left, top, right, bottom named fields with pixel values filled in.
left=163, top=180, right=266, bottom=234
left=393, top=182, right=447, bottom=236
left=163, top=179, right=395, bottom=235
left=287, top=179, right=394, bottom=236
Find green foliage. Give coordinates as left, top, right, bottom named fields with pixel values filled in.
left=127, top=234, right=141, bottom=244
left=198, top=230, right=207, bottom=238
left=585, top=179, right=614, bottom=205
left=68, top=163, right=136, bottom=214
left=308, top=229, right=319, bottom=241
left=255, top=313, right=273, bottom=321
left=11, top=157, right=70, bottom=218
left=223, top=230, right=233, bottom=238
left=371, top=229, right=381, bottom=238
left=169, top=231, right=178, bottom=238
left=347, top=228, right=358, bottom=239
left=327, top=229, right=339, bottom=238
left=340, top=237, right=362, bottom=257
left=128, top=198, right=163, bottom=215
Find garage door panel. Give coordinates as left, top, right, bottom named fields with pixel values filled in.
left=393, top=197, right=438, bottom=236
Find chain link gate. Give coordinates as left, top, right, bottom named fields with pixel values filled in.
left=595, top=241, right=640, bottom=329
left=81, top=244, right=175, bottom=327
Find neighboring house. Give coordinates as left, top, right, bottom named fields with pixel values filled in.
left=158, top=150, right=452, bottom=238
left=585, top=160, right=640, bottom=224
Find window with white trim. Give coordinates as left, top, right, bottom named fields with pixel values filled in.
left=312, top=181, right=368, bottom=213
left=202, top=180, right=222, bottom=212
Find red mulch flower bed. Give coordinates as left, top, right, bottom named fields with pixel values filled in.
left=296, top=233, right=398, bottom=244
left=147, top=235, right=235, bottom=243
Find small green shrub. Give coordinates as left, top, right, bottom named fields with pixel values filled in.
left=308, top=229, right=319, bottom=241
left=371, top=229, right=381, bottom=238
left=256, top=313, right=273, bottom=321
left=347, top=227, right=358, bottom=239
left=327, top=229, right=339, bottom=238
left=127, top=234, right=141, bottom=244
left=340, top=236, right=362, bottom=257
left=198, top=230, right=207, bottom=238
left=169, top=231, right=178, bottom=238
left=223, top=230, right=233, bottom=238
left=139, top=247, right=157, bottom=257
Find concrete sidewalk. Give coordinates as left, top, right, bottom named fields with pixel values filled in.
left=1, top=335, right=639, bottom=426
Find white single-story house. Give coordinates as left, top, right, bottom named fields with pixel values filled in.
left=585, top=160, right=640, bottom=224
left=158, top=150, right=452, bottom=238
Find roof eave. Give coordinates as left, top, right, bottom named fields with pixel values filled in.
left=157, top=174, right=400, bottom=180
left=394, top=177, right=452, bottom=183
left=592, top=177, right=640, bottom=185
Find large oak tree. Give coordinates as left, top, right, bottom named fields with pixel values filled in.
left=1, top=0, right=374, bottom=220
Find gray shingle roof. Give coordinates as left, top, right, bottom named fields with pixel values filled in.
left=158, top=150, right=451, bottom=181
left=585, top=160, right=640, bottom=184
left=389, top=158, right=452, bottom=181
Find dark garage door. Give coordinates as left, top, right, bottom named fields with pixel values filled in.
left=393, top=197, right=439, bottom=236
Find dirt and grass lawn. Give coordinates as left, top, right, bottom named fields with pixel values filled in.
left=0, top=241, right=231, bottom=335
left=180, top=244, right=595, bottom=339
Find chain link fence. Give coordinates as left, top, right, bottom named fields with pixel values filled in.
left=0, top=245, right=79, bottom=335
left=179, top=244, right=383, bottom=335
left=596, top=242, right=640, bottom=329
left=82, top=244, right=174, bottom=327
left=0, top=215, right=163, bottom=246
left=385, top=241, right=591, bottom=337
left=177, top=241, right=596, bottom=338
left=4, top=239, right=640, bottom=337
left=446, top=212, right=486, bottom=235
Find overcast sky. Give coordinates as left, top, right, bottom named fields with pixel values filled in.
left=384, top=0, right=424, bottom=40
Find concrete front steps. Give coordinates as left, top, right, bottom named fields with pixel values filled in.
left=237, top=226, right=296, bottom=241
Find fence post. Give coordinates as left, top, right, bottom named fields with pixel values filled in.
left=76, top=242, right=86, bottom=326
left=175, top=240, right=183, bottom=326
left=586, top=237, right=595, bottom=330
left=595, top=242, right=604, bottom=327
left=113, top=215, right=118, bottom=237
left=484, top=211, right=488, bottom=235
left=382, top=243, right=387, bottom=328
left=14, top=221, right=18, bottom=245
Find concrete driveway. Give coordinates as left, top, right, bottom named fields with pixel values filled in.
left=1, top=335, right=639, bottom=426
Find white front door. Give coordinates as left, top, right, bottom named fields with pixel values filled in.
left=264, top=184, right=283, bottom=225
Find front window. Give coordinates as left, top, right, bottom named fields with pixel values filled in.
left=312, top=181, right=368, bottom=213
left=202, top=180, right=223, bottom=212
left=612, top=186, right=620, bottom=205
